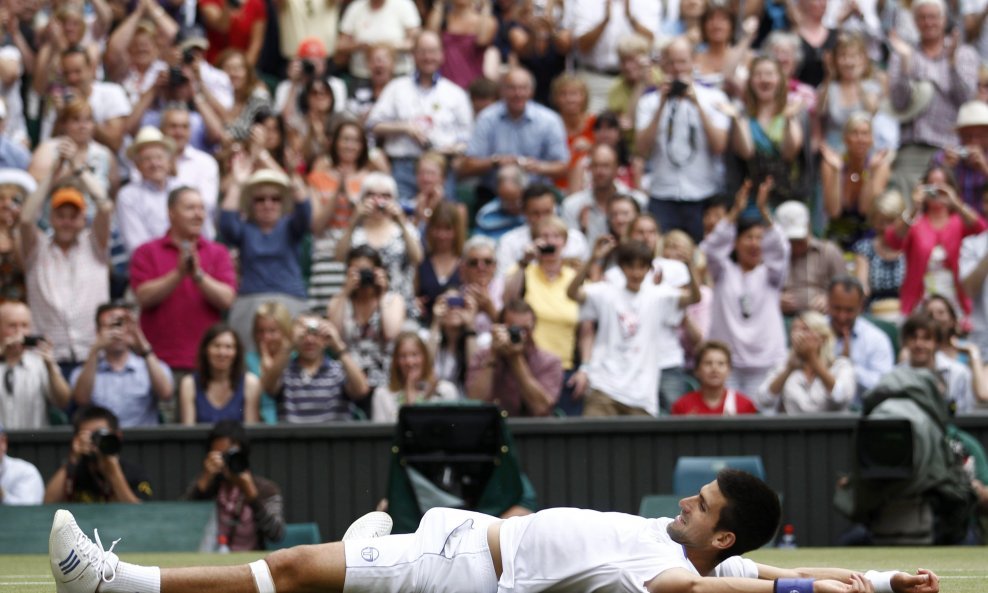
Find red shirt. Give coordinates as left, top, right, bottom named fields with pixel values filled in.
left=199, top=0, right=267, bottom=64
left=884, top=213, right=988, bottom=315
left=130, top=234, right=237, bottom=369
left=671, top=390, right=759, bottom=416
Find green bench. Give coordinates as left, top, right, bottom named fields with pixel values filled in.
left=0, top=502, right=216, bottom=554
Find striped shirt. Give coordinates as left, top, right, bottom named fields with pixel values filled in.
left=0, top=352, right=53, bottom=430
left=24, top=229, right=108, bottom=362
left=889, top=43, right=979, bottom=149
left=277, top=357, right=352, bottom=423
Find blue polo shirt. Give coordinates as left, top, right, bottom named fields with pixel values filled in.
left=466, top=101, right=569, bottom=190
left=70, top=353, right=172, bottom=427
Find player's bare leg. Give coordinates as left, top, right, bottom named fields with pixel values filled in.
left=50, top=509, right=392, bottom=593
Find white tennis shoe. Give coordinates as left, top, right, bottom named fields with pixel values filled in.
left=342, top=511, right=393, bottom=541
left=49, top=510, right=121, bottom=593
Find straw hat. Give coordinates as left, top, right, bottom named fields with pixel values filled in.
left=127, top=126, right=175, bottom=161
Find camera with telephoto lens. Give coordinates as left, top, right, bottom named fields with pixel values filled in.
left=359, top=268, right=376, bottom=287
left=668, top=79, right=689, bottom=98
left=91, top=429, right=122, bottom=456
left=508, top=326, right=523, bottom=344
left=223, top=446, right=250, bottom=474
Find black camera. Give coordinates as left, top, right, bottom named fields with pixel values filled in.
left=168, top=66, right=189, bottom=87
left=537, top=244, right=556, bottom=255
left=22, top=334, right=43, bottom=347
left=668, top=79, right=689, bottom=98
left=359, top=268, right=376, bottom=287
left=182, top=47, right=196, bottom=65
left=223, top=446, right=250, bottom=474
left=508, top=326, right=523, bottom=344
left=301, top=60, right=316, bottom=78
left=91, top=429, right=122, bottom=456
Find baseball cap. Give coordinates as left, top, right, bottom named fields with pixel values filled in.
left=50, top=187, right=86, bottom=212
left=774, top=201, right=810, bottom=240
left=297, top=37, right=327, bottom=60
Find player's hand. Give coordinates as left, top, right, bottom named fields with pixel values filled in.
left=891, top=569, right=939, bottom=593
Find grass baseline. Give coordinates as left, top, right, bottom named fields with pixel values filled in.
left=1, top=548, right=985, bottom=593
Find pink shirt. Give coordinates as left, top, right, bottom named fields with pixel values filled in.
left=884, top=214, right=987, bottom=315
left=129, top=235, right=237, bottom=369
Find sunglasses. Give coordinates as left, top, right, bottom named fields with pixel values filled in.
left=466, top=257, right=495, bottom=267
left=253, top=194, right=283, bottom=204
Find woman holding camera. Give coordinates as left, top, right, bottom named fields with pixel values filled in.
left=221, top=156, right=311, bottom=351
left=371, top=332, right=458, bottom=422
left=328, top=246, right=406, bottom=395
left=503, top=216, right=580, bottom=412
left=336, top=173, right=423, bottom=316
left=179, top=323, right=261, bottom=425
left=886, top=165, right=987, bottom=316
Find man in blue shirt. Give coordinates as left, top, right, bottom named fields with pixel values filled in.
left=70, top=302, right=174, bottom=427
left=461, top=68, right=569, bottom=202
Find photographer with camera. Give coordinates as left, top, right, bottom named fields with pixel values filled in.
left=466, top=299, right=562, bottom=417
left=43, top=406, right=152, bottom=504
left=184, top=420, right=284, bottom=551
left=70, top=302, right=173, bottom=428
left=261, top=310, right=369, bottom=423
left=634, top=36, right=731, bottom=243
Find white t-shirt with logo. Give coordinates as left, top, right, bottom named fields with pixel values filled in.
left=581, top=282, right=683, bottom=415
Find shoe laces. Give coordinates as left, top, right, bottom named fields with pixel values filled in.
left=75, top=528, right=120, bottom=584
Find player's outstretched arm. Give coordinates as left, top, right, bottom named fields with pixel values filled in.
left=646, top=567, right=871, bottom=593
left=752, top=564, right=939, bottom=593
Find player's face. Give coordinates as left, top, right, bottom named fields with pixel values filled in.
left=667, top=480, right=731, bottom=549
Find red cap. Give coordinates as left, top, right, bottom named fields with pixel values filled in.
left=296, top=37, right=327, bottom=59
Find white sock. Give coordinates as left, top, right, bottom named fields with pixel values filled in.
left=100, top=561, right=161, bottom=593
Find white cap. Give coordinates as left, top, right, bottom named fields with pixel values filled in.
left=774, top=201, right=810, bottom=240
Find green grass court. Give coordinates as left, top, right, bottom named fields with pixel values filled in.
left=1, top=548, right=985, bottom=592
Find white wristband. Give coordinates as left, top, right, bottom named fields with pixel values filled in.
left=864, top=570, right=896, bottom=593
left=249, top=559, right=276, bottom=593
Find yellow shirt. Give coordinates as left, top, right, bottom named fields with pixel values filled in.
left=524, top=265, right=580, bottom=370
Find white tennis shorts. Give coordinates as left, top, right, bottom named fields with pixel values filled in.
left=342, top=508, right=500, bottom=593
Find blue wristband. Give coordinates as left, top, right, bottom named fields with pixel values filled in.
left=775, top=578, right=815, bottom=593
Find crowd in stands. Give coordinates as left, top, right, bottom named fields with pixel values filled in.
left=1, top=0, right=988, bottom=523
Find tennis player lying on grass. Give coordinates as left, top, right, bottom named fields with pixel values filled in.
left=49, top=468, right=939, bottom=593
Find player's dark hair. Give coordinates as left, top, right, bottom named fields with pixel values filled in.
left=714, top=469, right=781, bottom=561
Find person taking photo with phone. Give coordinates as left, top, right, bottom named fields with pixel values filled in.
left=70, top=302, right=174, bottom=428
left=0, top=301, right=70, bottom=430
